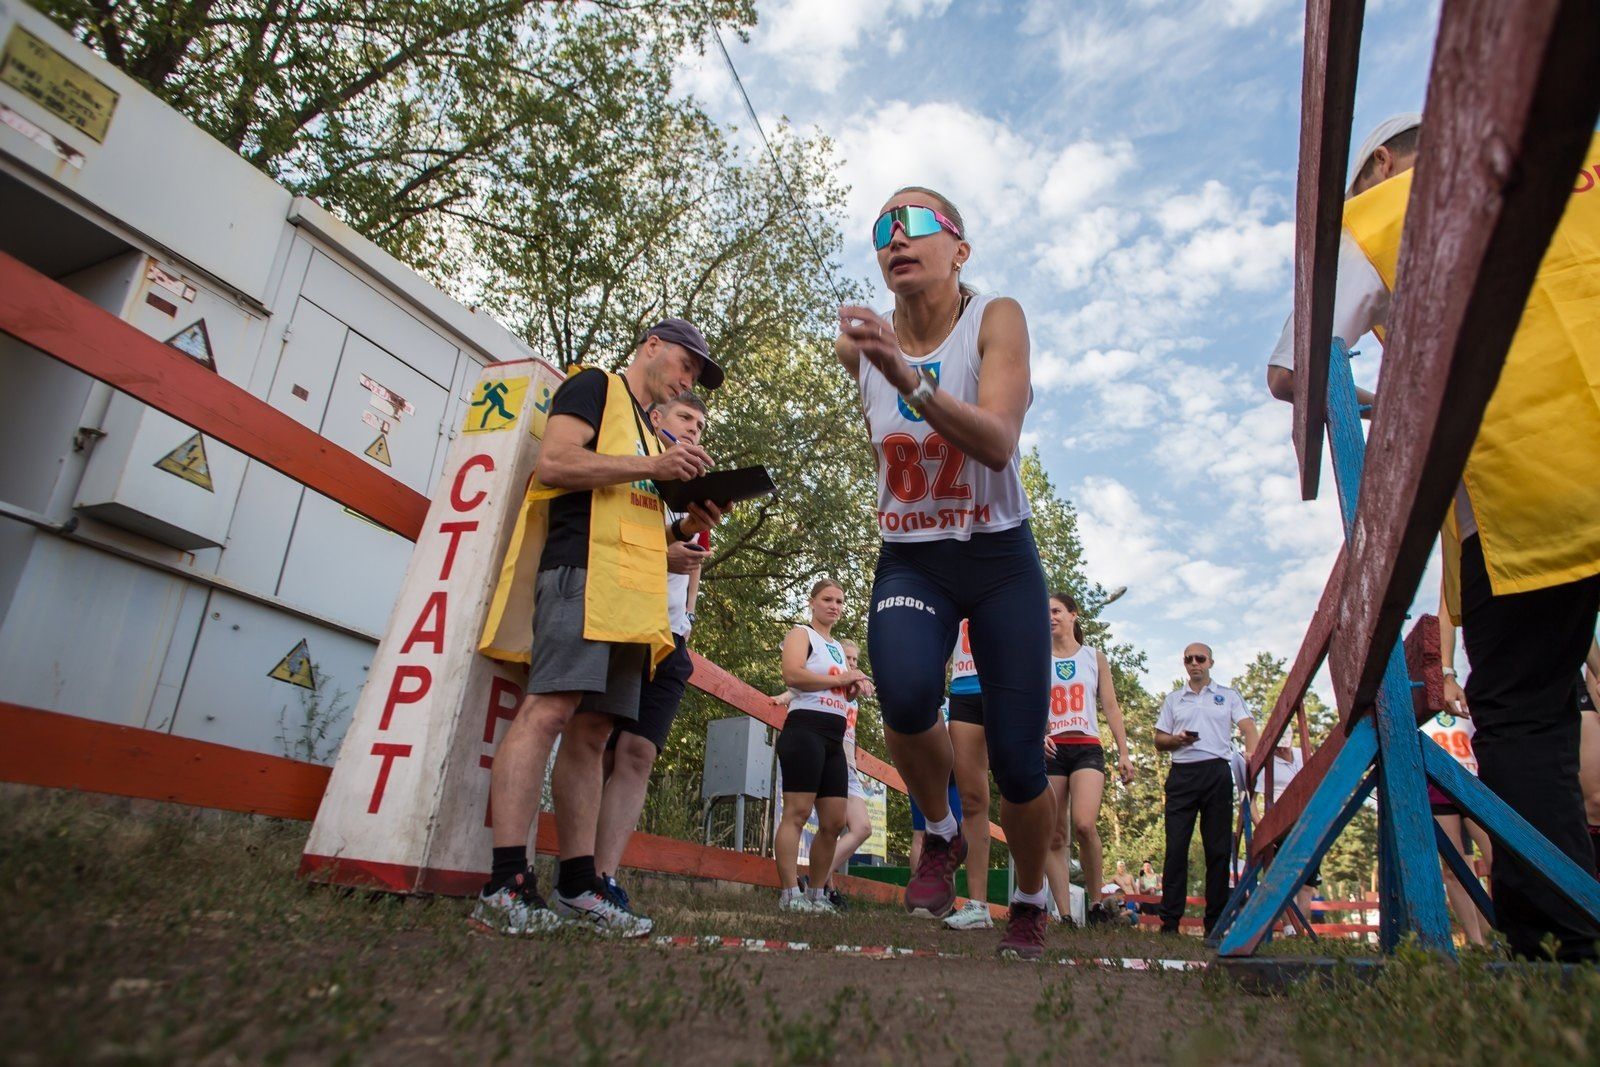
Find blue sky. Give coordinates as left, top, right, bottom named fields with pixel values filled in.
left=678, top=0, right=1446, bottom=694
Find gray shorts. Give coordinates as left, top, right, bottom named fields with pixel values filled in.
left=527, top=566, right=645, bottom=720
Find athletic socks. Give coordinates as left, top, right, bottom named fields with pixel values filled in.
left=805, top=888, right=828, bottom=903
left=557, top=855, right=599, bottom=899
left=1012, top=884, right=1050, bottom=909
left=488, top=846, right=527, bottom=891
left=924, top=812, right=959, bottom=841
left=780, top=886, right=802, bottom=904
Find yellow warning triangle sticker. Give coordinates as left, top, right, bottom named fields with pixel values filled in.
left=363, top=433, right=392, bottom=466
left=268, top=638, right=316, bottom=690
left=153, top=432, right=214, bottom=491
left=166, top=321, right=216, bottom=371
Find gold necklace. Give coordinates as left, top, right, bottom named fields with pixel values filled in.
left=894, top=295, right=962, bottom=358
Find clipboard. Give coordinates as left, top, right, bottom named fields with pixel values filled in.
left=654, top=465, right=776, bottom=513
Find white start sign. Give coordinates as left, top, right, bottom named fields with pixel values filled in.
left=301, top=358, right=562, bottom=893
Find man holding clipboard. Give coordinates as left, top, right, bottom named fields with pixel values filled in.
left=475, top=319, right=738, bottom=939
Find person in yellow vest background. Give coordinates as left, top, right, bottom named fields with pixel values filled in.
left=473, top=318, right=726, bottom=939
left=1266, top=115, right=1600, bottom=961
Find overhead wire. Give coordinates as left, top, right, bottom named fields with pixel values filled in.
left=712, top=27, right=850, bottom=306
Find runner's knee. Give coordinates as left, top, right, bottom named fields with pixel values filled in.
left=989, top=744, right=1048, bottom=805
left=877, top=673, right=947, bottom=735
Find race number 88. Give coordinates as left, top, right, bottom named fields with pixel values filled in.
left=882, top=432, right=971, bottom=504
left=1050, top=684, right=1086, bottom=717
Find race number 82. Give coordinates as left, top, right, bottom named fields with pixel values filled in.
left=881, top=432, right=971, bottom=503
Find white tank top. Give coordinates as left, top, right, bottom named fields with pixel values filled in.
left=1047, top=646, right=1101, bottom=739
left=1421, top=711, right=1478, bottom=776
left=949, top=618, right=980, bottom=693
left=857, top=294, right=1032, bottom=542
left=786, top=625, right=851, bottom=718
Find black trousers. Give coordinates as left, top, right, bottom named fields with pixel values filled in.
left=1460, top=535, right=1600, bottom=962
left=1160, top=758, right=1234, bottom=934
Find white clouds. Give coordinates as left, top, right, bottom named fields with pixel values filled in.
left=1034, top=207, right=1137, bottom=291
left=1039, top=141, right=1136, bottom=217
left=752, top=0, right=952, bottom=93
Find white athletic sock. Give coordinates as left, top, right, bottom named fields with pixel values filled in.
left=806, top=888, right=827, bottom=902
left=780, top=886, right=800, bottom=903
left=1012, top=885, right=1050, bottom=908
left=924, top=812, right=959, bottom=841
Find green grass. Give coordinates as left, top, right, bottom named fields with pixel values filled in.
left=1, top=787, right=1593, bottom=1065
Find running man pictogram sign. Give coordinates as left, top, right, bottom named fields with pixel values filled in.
left=302, top=358, right=563, bottom=893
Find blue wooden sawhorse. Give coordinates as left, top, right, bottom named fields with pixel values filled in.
left=1213, top=342, right=1600, bottom=958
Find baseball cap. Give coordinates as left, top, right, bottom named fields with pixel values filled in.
left=1349, top=112, right=1422, bottom=194
left=643, top=317, right=723, bottom=390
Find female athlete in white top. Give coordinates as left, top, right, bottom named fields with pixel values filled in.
left=837, top=186, right=1054, bottom=959
left=1038, top=593, right=1132, bottom=925
left=774, top=578, right=867, bottom=912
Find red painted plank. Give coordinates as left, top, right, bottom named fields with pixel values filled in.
left=1247, top=548, right=1345, bottom=785
left=1331, top=0, right=1600, bottom=710
left=1251, top=726, right=1349, bottom=859
left=0, top=702, right=330, bottom=820
left=0, top=252, right=430, bottom=539
left=1402, top=614, right=1445, bottom=720
left=688, top=651, right=1009, bottom=845
left=1292, top=0, right=1367, bottom=499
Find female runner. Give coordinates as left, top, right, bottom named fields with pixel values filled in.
left=1039, top=593, right=1133, bottom=926
left=819, top=639, right=876, bottom=908
left=943, top=618, right=996, bottom=930
left=837, top=186, right=1054, bottom=958
left=773, top=578, right=866, bottom=913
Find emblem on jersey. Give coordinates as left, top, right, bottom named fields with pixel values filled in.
left=1214, top=694, right=1225, bottom=705
left=1437, top=713, right=1456, bottom=728
left=896, top=361, right=941, bottom=422
left=1056, top=660, right=1076, bottom=681
left=828, top=645, right=844, bottom=665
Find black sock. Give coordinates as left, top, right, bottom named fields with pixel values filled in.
left=557, top=856, right=598, bottom=898
left=489, top=846, right=527, bottom=891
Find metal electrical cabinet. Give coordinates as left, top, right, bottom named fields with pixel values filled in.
left=0, top=3, right=533, bottom=762
left=72, top=251, right=268, bottom=548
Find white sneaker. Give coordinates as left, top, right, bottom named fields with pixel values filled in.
left=780, top=892, right=824, bottom=913
left=469, top=874, right=561, bottom=936
left=943, top=899, right=996, bottom=930
left=806, top=894, right=837, bottom=915
left=553, top=888, right=654, bottom=937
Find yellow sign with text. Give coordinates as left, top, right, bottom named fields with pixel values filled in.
left=0, top=27, right=120, bottom=143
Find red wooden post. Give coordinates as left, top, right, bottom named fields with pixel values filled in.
left=1292, top=0, right=1367, bottom=500
left=1331, top=0, right=1600, bottom=712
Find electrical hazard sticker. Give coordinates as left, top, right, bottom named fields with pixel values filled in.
left=363, top=433, right=392, bottom=466
left=166, top=321, right=216, bottom=371
left=268, top=639, right=316, bottom=690
left=464, top=377, right=527, bottom=433
left=153, top=433, right=214, bottom=491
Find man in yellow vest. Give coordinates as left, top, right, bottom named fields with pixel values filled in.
left=473, top=319, right=724, bottom=938
left=1266, top=116, right=1600, bottom=960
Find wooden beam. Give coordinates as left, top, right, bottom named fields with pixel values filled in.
left=1331, top=0, right=1600, bottom=709
left=1247, top=547, right=1345, bottom=785
left=0, top=252, right=430, bottom=540
left=0, top=702, right=331, bottom=820
left=1292, top=0, right=1367, bottom=499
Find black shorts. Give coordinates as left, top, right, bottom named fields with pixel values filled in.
left=948, top=691, right=985, bottom=725
left=775, top=710, right=849, bottom=799
left=609, top=632, right=693, bottom=753
left=1430, top=801, right=1461, bottom=817
left=1046, top=741, right=1106, bottom=778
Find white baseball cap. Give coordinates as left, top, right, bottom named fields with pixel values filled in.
left=1349, top=112, right=1422, bottom=194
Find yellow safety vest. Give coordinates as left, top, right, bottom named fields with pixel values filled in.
left=1342, top=133, right=1600, bottom=617
left=479, top=368, right=674, bottom=668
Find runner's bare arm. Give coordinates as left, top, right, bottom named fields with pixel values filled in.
left=834, top=332, right=861, bottom=376
left=1098, top=650, right=1134, bottom=780
left=838, top=299, right=1029, bottom=471
left=536, top=413, right=708, bottom=489
left=1238, top=717, right=1262, bottom=762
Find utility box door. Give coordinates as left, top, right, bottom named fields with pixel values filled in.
left=73, top=253, right=267, bottom=549
left=274, top=326, right=454, bottom=635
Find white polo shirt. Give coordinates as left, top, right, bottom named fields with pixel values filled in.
left=1253, top=745, right=1304, bottom=801
left=1155, top=681, right=1253, bottom=765
left=1265, top=229, right=1477, bottom=539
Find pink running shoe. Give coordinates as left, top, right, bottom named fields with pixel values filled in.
left=997, top=902, right=1049, bottom=960
left=905, top=832, right=967, bottom=918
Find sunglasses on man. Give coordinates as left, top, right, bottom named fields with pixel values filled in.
left=1184, top=654, right=1209, bottom=664
left=872, top=205, right=964, bottom=250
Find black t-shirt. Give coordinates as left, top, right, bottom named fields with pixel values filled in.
left=538, top=368, right=653, bottom=572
